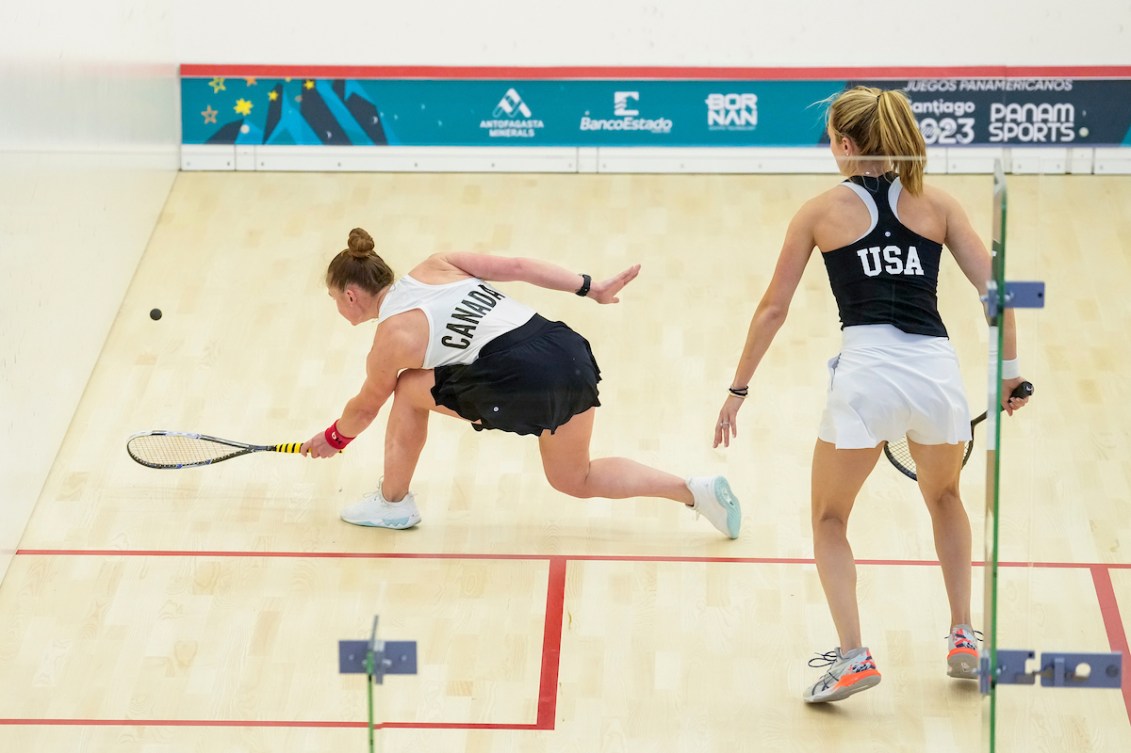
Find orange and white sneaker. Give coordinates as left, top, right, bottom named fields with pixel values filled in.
left=803, top=647, right=882, bottom=703
left=947, top=624, right=981, bottom=680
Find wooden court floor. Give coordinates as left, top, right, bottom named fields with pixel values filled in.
left=1, top=171, right=1129, bottom=753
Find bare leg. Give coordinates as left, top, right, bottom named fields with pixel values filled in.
left=907, top=440, right=971, bottom=627
left=380, top=369, right=463, bottom=502
left=537, top=408, right=694, bottom=505
left=811, top=439, right=883, bottom=651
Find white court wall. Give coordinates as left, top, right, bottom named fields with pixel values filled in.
left=173, top=0, right=1129, bottom=66
left=0, top=1, right=179, bottom=582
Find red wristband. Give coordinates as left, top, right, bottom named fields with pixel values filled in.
left=324, top=420, right=354, bottom=450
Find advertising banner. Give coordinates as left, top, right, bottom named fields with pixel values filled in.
left=851, top=78, right=1131, bottom=147
left=181, top=75, right=1131, bottom=148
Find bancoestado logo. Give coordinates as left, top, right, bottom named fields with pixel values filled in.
left=480, top=88, right=544, bottom=138
left=706, top=93, right=758, bottom=131
left=579, top=91, right=673, bottom=134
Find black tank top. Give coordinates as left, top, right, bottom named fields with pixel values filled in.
left=820, top=174, right=948, bottom=338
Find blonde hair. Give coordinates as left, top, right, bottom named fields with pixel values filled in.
left=325, top=227, right=394, bottom=293
left=827, top=86, right=926, bottom=195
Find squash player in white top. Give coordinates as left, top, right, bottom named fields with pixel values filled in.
left=713, top=86, right=1031, bottom=703
left=300, top=227, right=741, bottom=539
left=376, top=275, right=538, bottom=368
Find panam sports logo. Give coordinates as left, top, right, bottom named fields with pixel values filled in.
left=580, top=91, right=673, bottom=134
left=480, top=88, right=544, bottom=138
left=706, top=93, right=758, bottom=131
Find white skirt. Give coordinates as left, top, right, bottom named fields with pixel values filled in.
left=817, top=324, right=972, bottom=449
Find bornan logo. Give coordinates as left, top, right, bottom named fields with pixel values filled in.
left=706, top=93, right=758, bottom=131
left=480, top=88, right=544, bottom=139
left=580, top=91, right=673, bottom=135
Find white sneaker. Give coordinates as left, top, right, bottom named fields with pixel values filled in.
left=340, top=487, right=422, bottom=529
left=687, top=476, right=741, bottom=539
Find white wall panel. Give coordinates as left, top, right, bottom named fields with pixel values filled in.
left=172, top=1, right=1128, bottom=67
left=0, top=0, right=179, bottom=583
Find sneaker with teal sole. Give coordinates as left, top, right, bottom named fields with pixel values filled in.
left=687, top=476, right=741, bottom=539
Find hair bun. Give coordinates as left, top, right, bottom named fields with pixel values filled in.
left=347, top=227, right=375, bottom=256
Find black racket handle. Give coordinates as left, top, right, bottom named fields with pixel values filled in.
left=1009, top=381, right=1034, bottom=400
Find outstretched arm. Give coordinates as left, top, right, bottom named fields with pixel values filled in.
left=443, top=251, right=640, bottom=304
left=300, top=328, right=410, bottom=458
left=715, top=203, right=817, bottom=448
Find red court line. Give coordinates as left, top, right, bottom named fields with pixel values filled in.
left=0, top=553, right=571, bottom=733
left=177, top=64, right=1131, bottom=80
left=5, top=550, right=1128, bottom=732
left=0, top=718, right=537, bottom=730
left=15, top=548, right=1131, bottom=570
left=14, top=549, right=551, bottom=561
left=536, top=557, right=567, bottom=730
left=0, top=719, right=364, bottom=728
left=1091, top=566, right=1131, bottom=726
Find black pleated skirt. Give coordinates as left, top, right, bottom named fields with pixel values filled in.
left=431, top=314, right=602, bottom=436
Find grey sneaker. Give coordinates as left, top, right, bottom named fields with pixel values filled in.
left=687, top=476, right=741, bottom=539
left=803, top=647, right=882, bottom=703
left=340, top=487, right=421, bottom=529
left=947, top=624, right=981, bottom=679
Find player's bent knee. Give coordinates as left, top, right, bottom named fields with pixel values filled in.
left=921, top=487, right=962, bottom=511
left=812, top=512, right=850, bottom=532
left=543, top=471, right=593, bottom=499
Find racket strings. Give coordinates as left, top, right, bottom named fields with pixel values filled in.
left=884, top=438, right=973, bottom=480
left=127, top=434, right=245, bottom=468
left=883, top=439, right=917, bottom=477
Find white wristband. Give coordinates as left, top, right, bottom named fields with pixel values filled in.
left=1001, top=358, right=1021, bottom=380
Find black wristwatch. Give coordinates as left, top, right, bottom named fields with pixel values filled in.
left=575, top=273, right=592, bottom=297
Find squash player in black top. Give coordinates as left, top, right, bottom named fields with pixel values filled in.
left=713, top=86, right=1032, bottom=703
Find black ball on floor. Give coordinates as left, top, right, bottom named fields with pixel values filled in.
left=150, top=308, right=162, bottom=321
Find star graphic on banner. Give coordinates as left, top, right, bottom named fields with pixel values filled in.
left=304, top=80, right=315, bottom=90
left=234, top=98, right=253, bottom=116
left=268, top=90, right=279, bottom=101
left=245, top=77, right=257, bottom=86
left=201, top=105, right=218, bottom=124
left=209, top=77, right=226, bottom=93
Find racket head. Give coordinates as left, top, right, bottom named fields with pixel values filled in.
left=126, top=430, right=258, bottom=469
left=883, top=380, right=1032, bottom=481
left=884, top=435, right=977, bottom=481
left=882, top=439, right=920, bottom=481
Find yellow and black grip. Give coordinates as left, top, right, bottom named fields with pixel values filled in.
left=272, top=443, right=304, bottom=453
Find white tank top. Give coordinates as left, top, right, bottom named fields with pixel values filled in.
left=378, top=275, right=536, bottom=368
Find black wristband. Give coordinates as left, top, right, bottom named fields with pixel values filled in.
left=575, top=273, right=592, bottom=297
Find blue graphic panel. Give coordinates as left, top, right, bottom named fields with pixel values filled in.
left=181, top=76, right=1131, bottom=148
